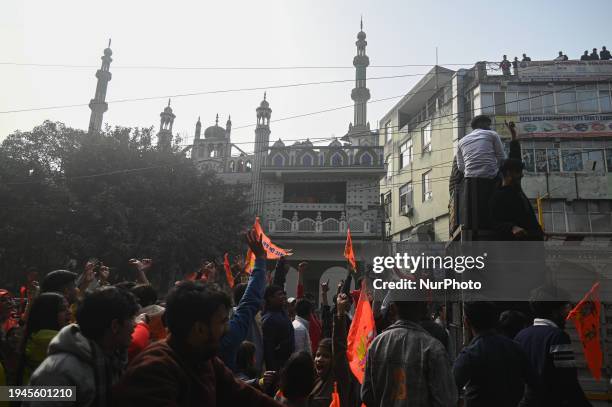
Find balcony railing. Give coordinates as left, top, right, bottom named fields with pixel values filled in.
left=268, top=212, right=373, bottom=235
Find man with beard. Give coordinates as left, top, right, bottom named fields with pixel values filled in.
left=113, top=229, right=282, bottom=407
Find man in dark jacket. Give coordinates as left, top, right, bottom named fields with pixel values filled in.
left=262, top=284, right=295, bottom=371
left=489, top=158, right=544, bottom=240
left=453, top=301, right=535, bottom=407
left=113, top=229, right=282, bottom=407
left=515, top=285, right=592, bottom=407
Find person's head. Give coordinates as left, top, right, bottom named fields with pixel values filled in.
left=41, top=270, right=78, bottom=304
left=558, top=51, right=563, bottom=56
left=25, top=293, right=70, bottom=338
left=295, top=298, right=312, bottom=320
left=279, top=351, right=316, bottom=402
left=131, top=284, right=158, bottom=308
left=264, top=285, right=286, bottom=310
left=165, top=281, right=230, bottom=358
left=593, top=48, right=598, bottom=52
left=392, top=301, right=428, bottom=322
left=500, top=158, right=524, bottom=186
left=498, top=310, right=529, bottom=339
left=529, top=285, right=571, bottom=329
left=314, top=338, right=332, bottom=378
left=286, top=297, right=296, bottom=319
left=514, top=56, right=518, bottom=61
left=232, top=283, right=247, bottom=307
left=464, top=301, right=498, bottom=334
left=603, top=46, right=608, bottom=51
left=523, top=53, right=527, bottom=57
left=584, top=50, right=589, bottom=55
left=470, top=115, right=492, bottom=130
left=236, top=341, right=257, bottom=377
left=503, top=54, right=507, bottom=59
left=76, top=286, right=139, bottom=351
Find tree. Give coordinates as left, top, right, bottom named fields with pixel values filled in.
left=0, top=122, right=249, bottom=291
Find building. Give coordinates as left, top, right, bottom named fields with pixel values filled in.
left=381, top=58, right=612, bottom=242
left=188, top=21, right=385, bottom=298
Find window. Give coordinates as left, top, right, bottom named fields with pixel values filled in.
left=577, top=90, right=598, bottom=112
left=562, top=149, right=583, bottom=171
left=302, top=154, right=313, bottom=166
left=422, top=171, right=432, bottom=202
left=494, top=92, right=506, bottom=115
left=245, top=161, right=252, bottom=172
left=273, top=154, right=284, bottom=166
left=229, top=161, right=235, bottom=172
left=583, top=149, right=604, bottom=171
left=606, top=148, right=612, bottom=171
left=599, top=90, right=611, bottom=112
left=535, top=149, right=548, bottom=172
left=360, top=153, right=372, bottom=166
left=557, top=90, right=577, bottom=113
left=399, top=139, right=413, bottom=169
left=547, top=149, right=560, bottom=172
left=481, top=93, right=494, bottom=114
left=542, top=200, right=612, bottom=233
left=283, top=182, right=347, bottom=204
left=530, top=91, right=543, bottom=114
left=331, top=153, right=343, bottom=166
left=543, top=92, right=555, bottom=114
left=383, top=192, right=392, bottom=219
left=385, top=121, right=392, bottom=143
left=421, top=123, right=432, bottom=153
left=519, top=92, right=530, bottom=114
left=399, top=183, right=413, bottom=212
left=523, top=150, right=535, bottom=172
left=506, top=92, right=518, bottom=114
left=385, top=155, right=393, bottom=180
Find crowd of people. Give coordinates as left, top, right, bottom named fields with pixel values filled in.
left=498, top=46, right=611, bottom=75
left=0, top=219, right=592, bottom=406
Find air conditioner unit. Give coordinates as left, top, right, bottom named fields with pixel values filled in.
left=400, top=205, right=414, bottom=217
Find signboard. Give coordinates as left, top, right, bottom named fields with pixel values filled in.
left=517, top=60, right=612, bottom=81
left=516, top=114, right=612, bottom=138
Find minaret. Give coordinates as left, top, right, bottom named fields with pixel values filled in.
left=252, top=93, right=272, bottom=216
left=88, top=39, right=113, bottom=135
left=347, top=18, right=371, bottom=138
left=157, top=99, right=176, bottom=150
left=194, top=116, right=202, bottom=140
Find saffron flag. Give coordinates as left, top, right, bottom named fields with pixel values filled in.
left=347, top=281, right=375, bottom=384
left=344, top=228, right=357, bottom=272
left=244, top=217, right=292, bottom=274
left=329, top=382, right=340, bottom=407
left=223, top=253, right=234, bottom=288
left=566, top=282, right=602, bottom=380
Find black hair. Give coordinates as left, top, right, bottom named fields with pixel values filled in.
left=16, top=293, right=67, bottom=385
left=470, top=115, right=492, bottom=130
left=464, top=301, right=498, bottom=331
left=131, top=284, right=158, bottom=307
left=264, top=285, right=283, bottom=302
left=317, top=338, right=332, bottom=354
left=393, top=301, right=428, bottom=322
left=498, top=310, right=529, bottom=339
left=233, top=283, right=247, bottom=306
left=40, top=270, right=77, bottom=294
left=236, top=340, right=257, bottom=376
left=295, top=298, right=312, bottom=319
left=279, top=351, right=315, bottom=401
left=165, top=281, right=231, bottom=341
left=500, top=158, right=524, bottom=176
left=76, top=286, right=139, bottom=341
left=529, top=285, right=569, bottom=319
left=114, top=281, right=136, bottom=291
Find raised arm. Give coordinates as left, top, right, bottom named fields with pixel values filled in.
left=333, top=293, right=352, bottom=407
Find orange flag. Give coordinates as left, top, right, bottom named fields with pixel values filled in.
left=223, top=253, right=234, bottom=288
left=329, top=382, right=340, bottom=407
left=245, top=217, right=292, bottom=274
left=347, top=280, right=376, bottom=384
left=344, top=228, right=357, bottom=272
left=566, top=282, right=602, bottom=380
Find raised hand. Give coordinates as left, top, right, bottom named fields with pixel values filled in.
left=321, top=279, right=330, bottom=294
left=337, top=293, right=350, bottom=316
left=246, top=228, right=266, bottom=259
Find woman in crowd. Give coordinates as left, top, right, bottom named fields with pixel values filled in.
left=16, top=292, right=71, bottom=385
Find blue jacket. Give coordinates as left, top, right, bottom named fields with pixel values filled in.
left=219, top=258, right=267, bottom=371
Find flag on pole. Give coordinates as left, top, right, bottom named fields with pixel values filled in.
left=346, top=280, right=375, bottom=384
left=329, top=382, right=340, bottom=407
left=223, top=253, right=234, bottom=288
left=566, top=282, right=602, bottom=380
left=344, top=228, right=357, bottom=272
left=244, top=217, right=292, bottom=274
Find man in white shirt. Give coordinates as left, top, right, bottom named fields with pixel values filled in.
left=292, top=298, right=312, bottom=354
left=457, top=115, right=506, bottom=234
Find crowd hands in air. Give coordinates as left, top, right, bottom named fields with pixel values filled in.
left=0, top=227, right=592, bottom=406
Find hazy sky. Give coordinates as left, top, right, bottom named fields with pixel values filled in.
left=2, top=0, right=611, bottom=152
